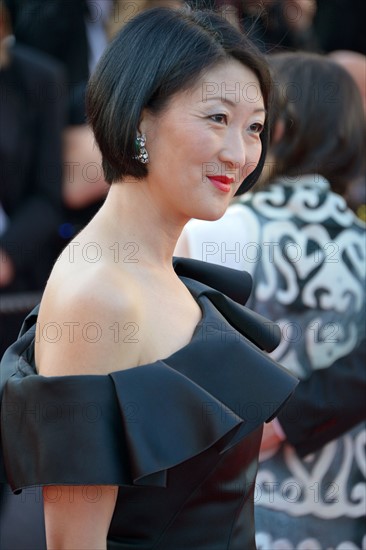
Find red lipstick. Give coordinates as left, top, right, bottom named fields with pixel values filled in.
left=207, top=175, right=235, bottom=193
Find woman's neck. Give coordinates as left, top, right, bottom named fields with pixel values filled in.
left=94, top=179, right=187, bottom=270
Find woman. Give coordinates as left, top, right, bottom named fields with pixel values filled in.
left=176, top=52, right=366, bottom=549
left=0, top=8, right=297, bottom=549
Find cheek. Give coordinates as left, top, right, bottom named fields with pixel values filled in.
left=155, top=125, right=204, bottom=164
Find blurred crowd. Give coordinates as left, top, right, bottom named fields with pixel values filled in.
left=0, top=1, right=365, bottom=548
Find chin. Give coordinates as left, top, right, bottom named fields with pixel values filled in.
left=193, top=206, right=228, bottom=222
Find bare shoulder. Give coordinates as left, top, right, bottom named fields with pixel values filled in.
left=36, top=260, right=143, bottom=377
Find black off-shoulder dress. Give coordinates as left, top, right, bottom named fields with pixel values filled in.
left=0, top=259, right=297, bottom=549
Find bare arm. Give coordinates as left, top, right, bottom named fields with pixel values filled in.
left=43, top=486, right=118, bottom=550
left=36, top=269, right=142, bottom=548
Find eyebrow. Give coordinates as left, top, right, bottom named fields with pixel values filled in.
left=202, top=97, right=266, bottom=113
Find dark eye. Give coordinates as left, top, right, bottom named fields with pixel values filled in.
left=210, top=114, right=228, bottom=124
left=249, top=122, right=264, bottom=134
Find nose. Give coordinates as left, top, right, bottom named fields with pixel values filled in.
left=218, top=130, right=246, bottom=171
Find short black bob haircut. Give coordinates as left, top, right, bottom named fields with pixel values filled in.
left=86, top=7, right=272, bottom=195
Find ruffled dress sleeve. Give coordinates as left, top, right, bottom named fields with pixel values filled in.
left=0, top=258, right=298, bottom=493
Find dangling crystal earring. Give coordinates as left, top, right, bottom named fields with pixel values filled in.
left=134, top=133, right=149, bottom=164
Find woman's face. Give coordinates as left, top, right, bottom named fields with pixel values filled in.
left=140, top=59, right=266, bottom=222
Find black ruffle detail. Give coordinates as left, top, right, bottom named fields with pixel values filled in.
left=0, top=259, right=298, bottom=492
left=173, top=257, right=252, bottom=306
left=2, top=362, right=237, bottom=491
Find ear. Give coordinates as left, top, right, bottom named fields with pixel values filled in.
left=138, top=108, right=156, bottom=138
left=272, top=118, right=285, bottom=145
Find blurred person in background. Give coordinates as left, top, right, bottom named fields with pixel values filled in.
left=0, top=1, right=65, bottom=546
left=329, top=49, right=366, bottom=221
left=201, top=0, right=320, bottom=52
left=0, top=0, right=65, bottom=353
left=314, top=0, right=365, bottom=55
left=206, top=0, right=365, bottom=57
left=4, top=0, right=113, bottom=239
left=176, top=52, right=366, bottom=549
left=244, top=0, right=319, bottom=52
